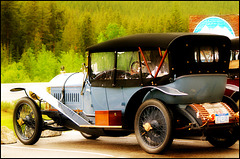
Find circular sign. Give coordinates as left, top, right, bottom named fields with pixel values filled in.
left=193, top=16, right=235, bottom=39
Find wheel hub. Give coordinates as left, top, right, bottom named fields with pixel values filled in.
left=143, top=122, right=152, bottom=132
left=150, top=120, right=160, bottom=129
left=17, top=118, right=24, bottom=126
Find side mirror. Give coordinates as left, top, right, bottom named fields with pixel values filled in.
left=81, top=63, right=88, bottom=95
left=82, top=63, right=88, bottom=74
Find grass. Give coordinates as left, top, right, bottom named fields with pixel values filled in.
left=1, top=111, right=14, bottom=131
left=1, top=101, right=16, bottom=112
left=1, top=100, right=51, bottom=132
left=1, top=101, right=17, bottom=131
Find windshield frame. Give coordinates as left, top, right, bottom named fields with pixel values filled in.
left=89, top=47, right=170, bottom=87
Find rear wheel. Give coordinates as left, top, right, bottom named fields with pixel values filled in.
left=134, top=99, right=174, bottom=154
left=80, top=131, right=100, bottom=140
left=13, top=97, right=42, bottom=145
left=207, top=129, right=238, bottom=148
left=231, top=92, right=239, bottom=110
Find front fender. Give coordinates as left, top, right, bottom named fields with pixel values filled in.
left=10, top=87, right=29, bottom=95
left=11, top=86, right=91, bottom=126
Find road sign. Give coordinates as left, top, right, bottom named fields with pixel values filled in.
left=194, top=16, right=235, bottom=39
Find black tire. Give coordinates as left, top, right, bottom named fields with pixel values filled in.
left=231, top=92, right=239, bottom=110
left=80, top=131, right=100, bottom=140
left=134, top=99, right=174, bottom=154
left=13, top=97, right=42, bottom=145
left=222, top=95, right=239, bottom=112
left=207, top=130, right=238, bottom=148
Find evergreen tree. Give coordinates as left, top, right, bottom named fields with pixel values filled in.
left=48, top=2, right=65, bottom=54
left=38, top=2, right=51, bottom=51
left=79, top=12, right=95, bottom=60
left=20, top=47, right=37, bottom=80
left=62, top=16, right=79, bottom=52
left=166, top=7, right=186, bottom=32
left=22, top=1, right=41, bottom=50
left=1, top=1, right=21, bottom=63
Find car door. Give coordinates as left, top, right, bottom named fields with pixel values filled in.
left=106, top=87, right=125, bottom=111
left=82, top=82, right=94, bottom=115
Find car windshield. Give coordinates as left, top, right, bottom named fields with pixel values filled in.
left=91, top=52, right=115, bottom=80
left=90, top=49, right=169, bottom=80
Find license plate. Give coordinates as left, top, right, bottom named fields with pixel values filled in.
left=215, top=113, right=229, bottom=124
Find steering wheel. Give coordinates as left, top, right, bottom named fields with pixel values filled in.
left=94, top=71, right=109, bottom=80
left=130, top=61, right=145, bottom=74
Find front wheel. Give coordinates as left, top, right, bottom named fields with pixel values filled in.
left=13, top=97, right=42, bottom=145
left=134, top=99, right=174, bottom=154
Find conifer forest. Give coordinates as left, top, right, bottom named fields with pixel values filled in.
left=1, top=1, right=239, bottom=83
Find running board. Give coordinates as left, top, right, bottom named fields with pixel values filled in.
left=11, top=86, right=92, bottom=127
left=79, top=125, right=122, bottom=128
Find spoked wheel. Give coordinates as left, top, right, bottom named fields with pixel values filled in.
left=207, top=129, right=238, bottom=148
left=80, top=131, right=100, bottom=140
left=231, top=92, right=239, bottom=110
left=13, top=97, right=42, bottom=145
left=134, top=99, right=174, bottom=154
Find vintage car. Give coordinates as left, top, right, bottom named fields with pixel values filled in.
left=225, top=37, right=239, bottom=108
left=11, top=33, right=239, bottom=154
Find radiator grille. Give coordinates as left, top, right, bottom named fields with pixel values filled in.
left=65, top=93, right=80, bottom=102
left=53, top=93, right=62, bottom=100
left=53, top=93, right=80, bottom=103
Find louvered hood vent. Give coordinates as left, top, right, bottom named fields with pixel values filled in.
left=53, top=92, right=80, bottom=103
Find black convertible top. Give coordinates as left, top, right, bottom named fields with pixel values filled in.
left=87, top=33, right=229, bottom=53
left=231, top=37, right=239, bottom=50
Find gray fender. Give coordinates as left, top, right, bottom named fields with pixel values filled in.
left=144, top=86, right=188, bottom=96
left=11, top=86, right=91, bottom=126
left=122, top=85, right=187, bottom=129
left=226, top=84, right=239, bottom=92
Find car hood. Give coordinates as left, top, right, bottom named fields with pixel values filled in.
left=49, top=72, right=84, bottom=87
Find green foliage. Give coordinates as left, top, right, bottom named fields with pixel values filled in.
left=33, top=45, right=59, bottom=82
left=1, top=100, right=16, bottom=131
left=1, top=61, right=31, bottom=83
left=97, top=23, right=126, bottom=43
left=62, top=16, right=79, bottom=52
left=78, top=12, right=95, bottom=59
left=166, top=7, right=188, bottom=32
left=1, top=44, right=9, bottom=67
left=1, top=111, right=14, bottom=131
left=1, top=1, right=239, bottom=83
left=59, top=49, right=84, bottom=73
left=20, top=47, right=37, bottom=80
left=1, top=100, right=16, bottom=113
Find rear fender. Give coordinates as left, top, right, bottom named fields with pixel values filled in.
left=226, top=84, right=239, bottom=92
left=123, top=86, right=187, bottom=129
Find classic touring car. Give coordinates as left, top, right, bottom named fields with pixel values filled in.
left=11, top=33, right=239, bottom=154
